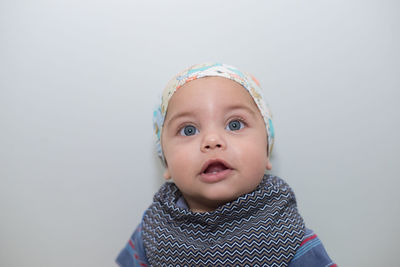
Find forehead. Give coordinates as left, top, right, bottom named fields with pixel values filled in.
left=165, top=77, right=258, bottom=114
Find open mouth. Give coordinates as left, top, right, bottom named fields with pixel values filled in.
left=201, top=159, right=232, bottom=174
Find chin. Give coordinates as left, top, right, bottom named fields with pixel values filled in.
left=203, top=191, right=241, bottom=204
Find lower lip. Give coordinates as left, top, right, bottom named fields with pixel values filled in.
left=200, top=169, right=232, bottom=183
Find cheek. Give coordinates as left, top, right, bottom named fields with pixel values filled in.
left=233, top=139, right=268, bottom=166
left=164, top=142, right=198, bottom=173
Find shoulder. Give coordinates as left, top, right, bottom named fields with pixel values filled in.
left=289, top=228, right=337, bottom=267
left=116, top=222, right=149, bottom=267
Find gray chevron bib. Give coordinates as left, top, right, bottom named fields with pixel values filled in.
left=142, top=174, right=305, bottom=266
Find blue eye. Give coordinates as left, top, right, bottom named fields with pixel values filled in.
left=180, top=125, right=198, bottom=136
left=226, top=120, right=244, bottom=131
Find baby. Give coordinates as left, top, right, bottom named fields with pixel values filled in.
left=116, top=63, right=336, bottom=266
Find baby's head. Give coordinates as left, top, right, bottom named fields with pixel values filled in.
left=153, top=63, right=275, bottom=212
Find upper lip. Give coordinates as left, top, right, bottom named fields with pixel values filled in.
left=200, top=159, right=233, bottom=174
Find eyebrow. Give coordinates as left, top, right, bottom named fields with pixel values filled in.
left=164, top=111, right=195, bottom=126
left=165, top=103, right=259, bottom=126
left=225, top=104, right=259, bottom=117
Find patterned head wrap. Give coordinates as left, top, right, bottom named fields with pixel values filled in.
left=153, top=63, right=275, bottom=165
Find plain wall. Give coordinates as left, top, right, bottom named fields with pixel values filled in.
left=1, top=1, right=399, bottom=266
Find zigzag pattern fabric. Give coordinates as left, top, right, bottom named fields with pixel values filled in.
left=142, top=175, right=305, bottom=266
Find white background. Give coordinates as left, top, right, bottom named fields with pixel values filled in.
left=1, top=1, right=399, bottom=266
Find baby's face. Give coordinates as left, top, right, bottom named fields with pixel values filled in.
left=161, top=77, right=271, bottom=212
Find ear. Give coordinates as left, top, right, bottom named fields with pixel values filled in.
left=265, top=158, right=272, bottom=170
left=163, top=168, right=172, bottom=180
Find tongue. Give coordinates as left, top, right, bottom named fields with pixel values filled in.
left=205, top=163, right=227, bottom=173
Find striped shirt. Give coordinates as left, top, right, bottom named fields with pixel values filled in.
left=117, top=224, right=336, bottom=267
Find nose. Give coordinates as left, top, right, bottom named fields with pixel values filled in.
left=200, top=131, right=226, bottom=152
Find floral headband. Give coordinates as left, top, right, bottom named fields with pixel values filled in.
left=153, top=63, right=274, bottom=165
